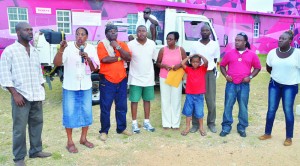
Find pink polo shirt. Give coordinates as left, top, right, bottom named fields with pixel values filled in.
left=220, top=49, right=261, bottom=84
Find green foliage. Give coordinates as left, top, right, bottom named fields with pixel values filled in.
left=257, top=54, right=267, bottom=67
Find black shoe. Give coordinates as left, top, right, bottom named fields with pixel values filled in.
left=14, top=160, right=25, bottom=166
left=29, top=151, right=52, bottom=158
left=189, top=126, right=198, bottom=133
left=219, top=131, right=229, bottom=137
left=238, top=130, right=246, bottom=137
left=208, top=125, right=217, bottom=133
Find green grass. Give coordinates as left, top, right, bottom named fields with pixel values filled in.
left=258, top=54, right=267, bottom=67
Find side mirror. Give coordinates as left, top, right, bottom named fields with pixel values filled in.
left=223, top=34, right=228, bottom=47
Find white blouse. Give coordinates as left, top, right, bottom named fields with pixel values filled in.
left=62, top=42, right=100, bottom=90
left=267, top=48, right=300, bottom=85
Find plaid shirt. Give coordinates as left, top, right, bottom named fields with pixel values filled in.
left=0, top=41, right=45, bottom=101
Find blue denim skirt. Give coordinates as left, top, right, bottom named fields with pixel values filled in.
left=62, top=88, right=93, bottom=128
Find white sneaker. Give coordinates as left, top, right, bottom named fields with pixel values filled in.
left=132, top=123, right=141, bottom=134
left=143, top=122, right=155, bottom=132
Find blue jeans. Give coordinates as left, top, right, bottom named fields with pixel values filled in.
left=264, top=78, right=298, bottom=138
left=221, top=82, right=250, bottom=133
left=99, top=75, right=128, bottom=134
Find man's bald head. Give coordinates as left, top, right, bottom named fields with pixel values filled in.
left=15, top=22, right=30, bottom=32
left=200, top=24, right=212, bottom=40
left=201, top=24, right=211, bottom=32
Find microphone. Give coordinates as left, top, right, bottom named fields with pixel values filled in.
left=80, top=45, right=84, bottom=63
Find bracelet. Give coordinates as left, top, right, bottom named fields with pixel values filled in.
left=59, top=51, right=64, bottom=54
left=225, top=74, right=228, bottom=78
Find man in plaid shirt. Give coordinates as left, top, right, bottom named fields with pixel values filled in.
left=0, top=22, right=51, bottom=166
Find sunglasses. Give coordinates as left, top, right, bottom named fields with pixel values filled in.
left=143, top=11, right=150, bottom=14
left=237, top=32, right=247, bottom=36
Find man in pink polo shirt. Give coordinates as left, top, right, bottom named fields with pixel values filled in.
left=219, top=32, right=261, bottom=137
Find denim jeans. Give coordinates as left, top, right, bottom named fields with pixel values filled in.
left=221, top=82, right=250, bottom=133
left=99, top=75, right=128, bottom=134
left=264, top=78, right=298, bottom=138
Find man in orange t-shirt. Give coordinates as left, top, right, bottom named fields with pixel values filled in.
left=97, top=24, right=132, bottom=141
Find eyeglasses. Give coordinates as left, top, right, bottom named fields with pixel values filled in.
left=166, top=38, right=175, bottom=41
left=143, top=11, right=150, bottom=14
left=76, top=33, right=87, bottom=37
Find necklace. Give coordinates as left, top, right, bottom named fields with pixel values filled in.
left=279, top=46, right=291, bottom=53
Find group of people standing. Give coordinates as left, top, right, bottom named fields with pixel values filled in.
left=0, top=10, right=300, bottom=166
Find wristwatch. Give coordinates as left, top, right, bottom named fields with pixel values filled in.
left=116, top=46, right=121, bottom=50
left=249, top=75, right=253, bottom=79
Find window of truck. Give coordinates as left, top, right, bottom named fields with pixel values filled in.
left=184, top=21, right=215, bottom=41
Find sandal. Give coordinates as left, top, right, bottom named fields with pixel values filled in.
left=181, top=130, right=189, bottom=136
left=199, top=130, right=207, bottom=136
left=80, top=140, right=94, bottom=148
left=66, top=144, right=78, bottom=153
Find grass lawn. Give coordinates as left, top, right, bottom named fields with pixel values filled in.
left=1, top=67, right=300, bottom=165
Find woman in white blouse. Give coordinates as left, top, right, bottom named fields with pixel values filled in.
left=53, top=27, right=100, bottom=153
left=259, top=30, right=300, bottom=146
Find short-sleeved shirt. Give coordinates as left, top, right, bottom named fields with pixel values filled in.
left=97, top=41, right=131, bottom=83
left=220, top=49, right=261, bottom=84
left=135, top=14, right=158, bottom=31
left=184, top=66, right=207, bottom=94
left=190, top=39, right=220, bottom=70
left=267, top=48, right=300, bottom=85
left=127, top=39, right=156, bottom=86
left=62, top=42, right=100, bottom=90
left=0, top=41, right=45, bottom=101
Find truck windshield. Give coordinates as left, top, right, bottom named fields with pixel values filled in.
left=184, top=21, right=214, bottom=41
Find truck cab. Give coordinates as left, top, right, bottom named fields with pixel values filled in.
left=153, top=9, right=219, bottom=89
left=155, top=8, right=219, bottom=59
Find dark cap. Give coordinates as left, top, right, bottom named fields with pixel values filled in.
left=105, top=24, right=118, bottom=34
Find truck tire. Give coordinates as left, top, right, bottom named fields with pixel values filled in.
left=91, top=73, right=100, bottom=106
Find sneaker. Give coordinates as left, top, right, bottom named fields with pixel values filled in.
left=219, top=131, right=229, bottom=137
left=121, top=130, right=133, bottom=136
left=29, top=151, right=52, bottom=158
left=189, top=126, right=198, bottom=133
left=132, top=123, right=141, bottom=134
left=259, top=134, right=272, bottom=140
left=100, top=133, right=107, bottom=141
left=208, top=125, right=217, bottom=133
left=143, top=122, right=155, bottom=132
left=238, top=130, right=247, bottom=137
left=284, top=138, right=292, bottom=146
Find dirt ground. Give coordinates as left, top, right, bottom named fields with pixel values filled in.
left=1, top=70, right=300, bottom=166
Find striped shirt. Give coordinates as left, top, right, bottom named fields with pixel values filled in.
left=0, top=41, right=45, bottom=101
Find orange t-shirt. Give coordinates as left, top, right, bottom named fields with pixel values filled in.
left=97, top=41, right=131, bottom=83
